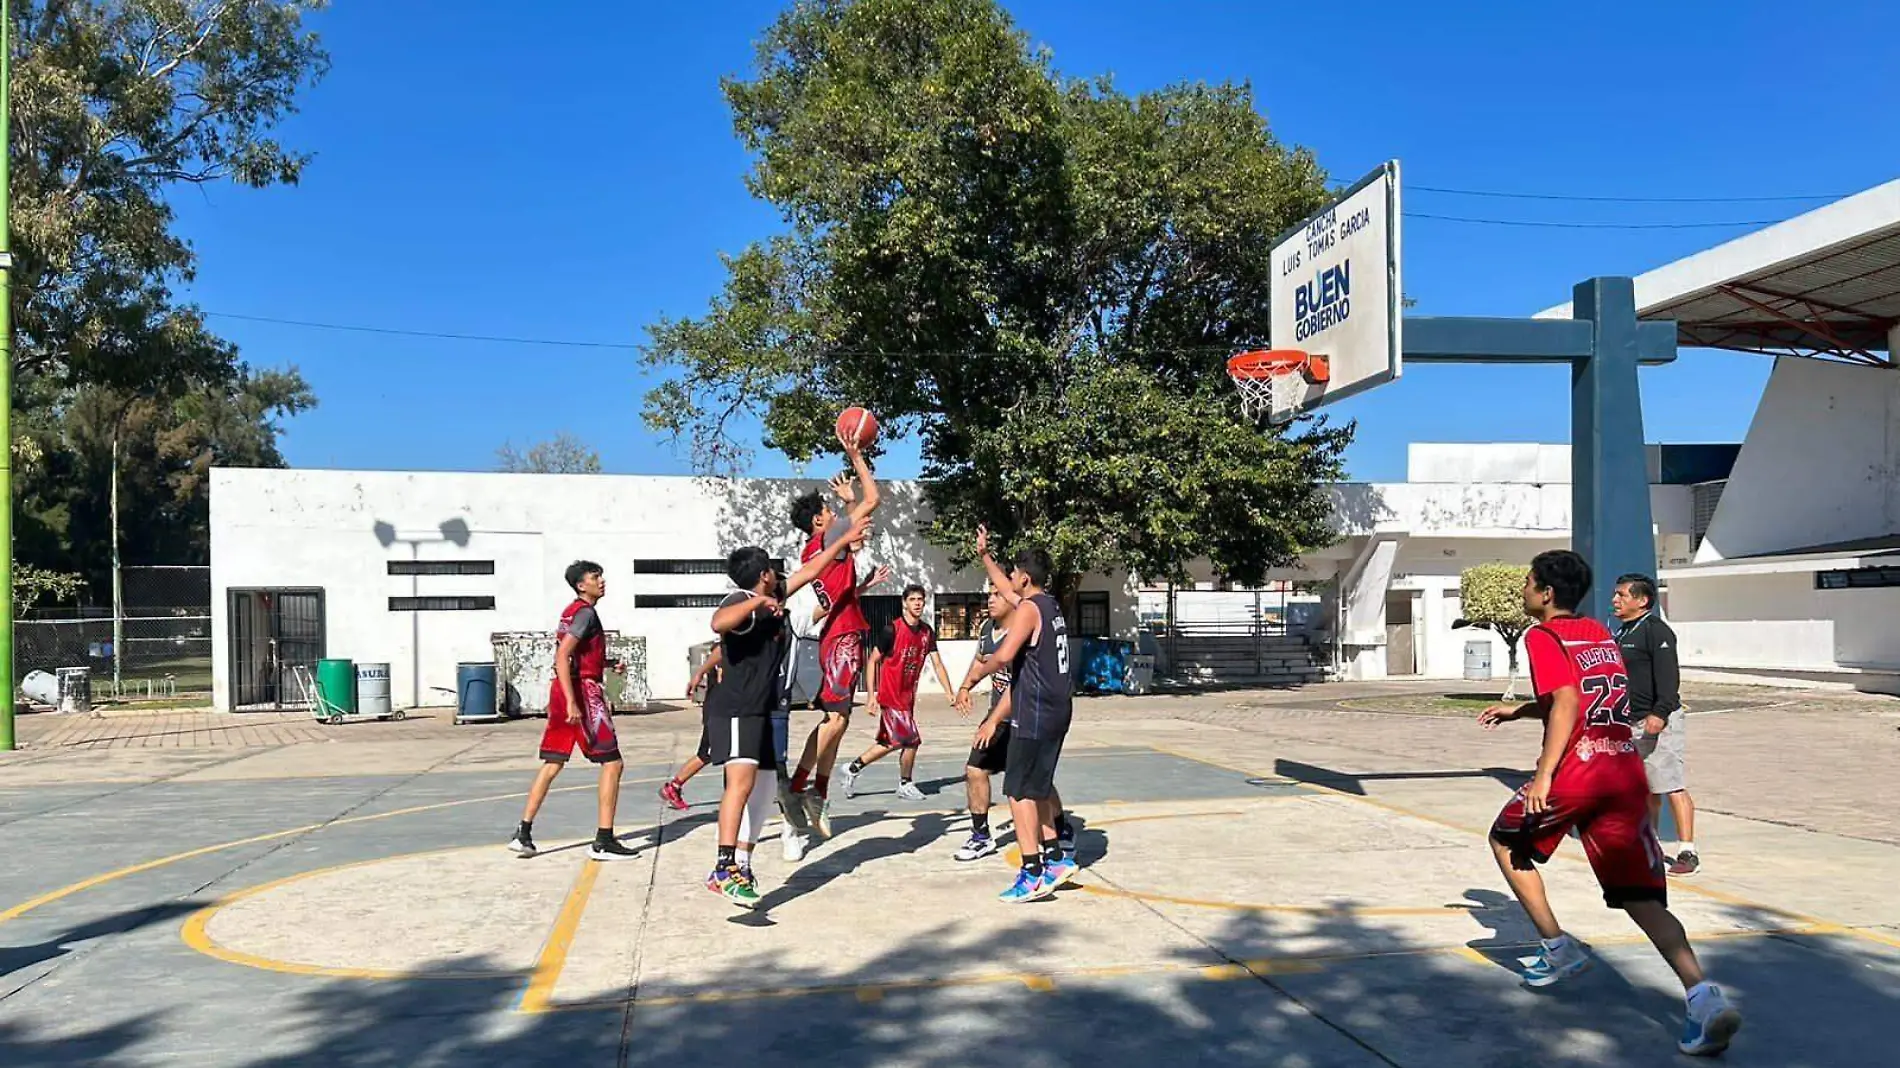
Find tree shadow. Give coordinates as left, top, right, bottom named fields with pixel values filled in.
left=0, top=902, right=205, bottom=979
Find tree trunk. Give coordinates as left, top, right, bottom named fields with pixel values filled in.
left=1500, top=630, right=1522, bottom=701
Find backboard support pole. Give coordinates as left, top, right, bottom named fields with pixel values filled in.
left=1398, top=276, right=1669, bottom=621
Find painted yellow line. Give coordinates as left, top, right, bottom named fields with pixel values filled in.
left=0, top=778, right=661, bottom=926
left=517, top=861, right=603, bottom=1014
left=1136, top=744, right=1900, bottom=956
left=180, top=846, right=521, bottom=981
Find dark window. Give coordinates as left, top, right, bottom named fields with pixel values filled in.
left=861, top=595, right=903, bottom=639
left=634, top=559, right=784, bottom=576
left=633, top=594, right=732, bottom=610
left=389, top=596, right=495, bottom=612
left=1076, top=591, right=1111, bottom=638
left=1816, top=566, right=1900, bottom=590
left=935, top=593, right=987, bottom=640
left=388, top=560, right=495, bottom=576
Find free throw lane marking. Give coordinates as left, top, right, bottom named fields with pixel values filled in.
left=517, top=861, right=604, bottom=1013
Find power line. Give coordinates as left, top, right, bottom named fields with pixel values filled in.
left=1410, top=183, right=1844, bottom=204
left=1405, top=211, right=1787, bottom=230
left=204, top=310, right=641, bottom=350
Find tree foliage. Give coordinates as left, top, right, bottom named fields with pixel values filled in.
left=12, top=563, right=85, bottom=611
left=10, top=1, right=329, bottom=590
left=496, top=433, right=604, bottom=475
left=1460, top=562, right=1532, bottom=685
left=642, top=0, right=1350, bottom=585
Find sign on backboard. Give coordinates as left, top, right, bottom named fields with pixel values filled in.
left=1269, top=160, right=1402, bottom=415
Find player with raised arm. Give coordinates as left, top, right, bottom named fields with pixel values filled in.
left=836, top=584, right=959, bottom=801
left=786, top=437, right=882, bottom=838
left=956, top=526, right=1077, bottom=903
left=954, top=582, right=1071, bottom=862
left=1480, top=550, right=1740, bottom=1056
left=702, top=519, right=867, bottom=908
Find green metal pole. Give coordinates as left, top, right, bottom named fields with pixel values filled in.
left=1, top=0, right=14, bottom=751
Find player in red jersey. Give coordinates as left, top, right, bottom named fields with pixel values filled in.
left=836, top=584, right=958, bottom=801
left=1480, top=550, right=1741, bottom=1056
left=507, top=561, right=639, bottom=863
left=786, top=437, right=881, bottom=836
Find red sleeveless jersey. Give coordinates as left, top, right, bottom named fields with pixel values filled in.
left=875, top=617, right=937, bottom=712
left=556, top=598, right=608, bottom=681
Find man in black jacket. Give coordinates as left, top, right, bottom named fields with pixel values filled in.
left=1612, top=574, right=1700, bottom=876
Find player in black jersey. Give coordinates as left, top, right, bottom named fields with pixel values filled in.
left=703, top=520, right=867, bottom=908
left=954, top=581, right=1071, bottom=861
left=956, top=527, right=1076, bottom=903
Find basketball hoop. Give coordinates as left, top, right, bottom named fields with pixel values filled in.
left=1227, top=349, right=1331, bottom=424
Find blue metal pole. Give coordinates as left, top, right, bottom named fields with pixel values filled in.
left=1570, top=278, right=1657, bottom=622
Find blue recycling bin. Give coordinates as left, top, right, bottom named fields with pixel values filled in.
left=1074, top=638, right=1134, bottom=694
left=455, top=662, right=499, bottom=724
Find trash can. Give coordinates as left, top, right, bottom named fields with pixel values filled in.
left=1463, top=639, right=1494, bottom=681
left=1124, top=653, right=1156, bottom=696
left=1075, top=638, right=1134, bottom=694
left=687, top=641, right=717, bottom=704
left=456, top=662, right=500, bottom=725
left=355, top=662, right=393, bottom=719
left=56, top=667, right=93, bottom=714
left=315, top=659, right=357, bottom=716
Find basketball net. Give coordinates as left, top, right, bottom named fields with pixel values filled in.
left=1228, top=350, right=1328, bottom=425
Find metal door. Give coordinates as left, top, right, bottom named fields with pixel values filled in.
left=228, top=588, right=327, bottom=709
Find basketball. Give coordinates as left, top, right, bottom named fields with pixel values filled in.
left=836, top=406, right=879, bottom=448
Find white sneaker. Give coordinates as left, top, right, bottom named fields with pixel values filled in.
left=1679, top=985, right=1742, bottom=1056
left=837, top=764, right=860, bottom=800
left=895, top=781, right=925, bottom=801
left=953, top=833, right=998, bottom=861
left=781, top=829, right=808, bottom=863
left=1518, top=937, right=1591, bottom=988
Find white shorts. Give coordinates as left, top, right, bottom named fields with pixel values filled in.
left=1635, top=712, right=1687, bottom=794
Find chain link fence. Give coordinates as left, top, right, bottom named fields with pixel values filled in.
left=16, top=565, right=212, bottom=698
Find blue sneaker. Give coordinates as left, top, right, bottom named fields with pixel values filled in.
left=1518, top=938, right=1590, bottom=988
left=1679, top=986, right=1742, bottom=1056
left=1042, top=855, right=1078, bottom=889
left=998, top=868, right=1049, bottom=903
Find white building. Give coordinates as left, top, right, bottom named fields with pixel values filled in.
left=209, top=470, right=1139, bottom=712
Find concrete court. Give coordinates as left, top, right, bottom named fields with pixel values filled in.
left=2, top=681, right=1898, bottom=1067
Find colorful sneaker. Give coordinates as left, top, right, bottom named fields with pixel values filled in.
left=954, top=833, right=998, bottom=862
left=587, top=836, right=639, bottom=862
left=1518, top=938, right=1591, bottom=988
left=1679, top=985, right=1742, bottom=1056
left=803, top=792, right=832, bottom=838
left=998, top=868, right=1050, bottom=904
left=837, top=764, right=861, bottom=800
left=1042, top=854, right=1079, bottom=889
left=707, top=867, right=761, bottom=909
left=1668, top=850, right=1701, bottom=877
left=506, top=829, right=537, bottom=858
left=659, top=779, right=689, bottom=811
left=895, top=780, right=925, bottom=802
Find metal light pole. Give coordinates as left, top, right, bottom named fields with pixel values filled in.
left=1, top=0, right=16, bottom=751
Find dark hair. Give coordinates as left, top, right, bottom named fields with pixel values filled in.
left=564, top=560, right=602, bottom=592
left=726, top=546, right=773, bottom=591
left=1615, top=573, right=1658, bottom=608
left=902, top=584, right=927, bottom=600
left=1529, top=550, right=1592, bottom=613
left=1012, top=548, right=1053, bottom=589
left=790, top=491, right=828, bottom=535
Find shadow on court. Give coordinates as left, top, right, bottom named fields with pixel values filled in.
left=0, top=903, right=204, bottom=979
left=7, top=890, right=1893, bottom=1067
left=1274, top=757, right=1530, bottom=795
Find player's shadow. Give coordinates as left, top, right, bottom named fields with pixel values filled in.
left=0, top=902, right=204, bottom=979
left=1274, top=757, right=1529, bottom=794
left=750, top=811, right=954, bottom=917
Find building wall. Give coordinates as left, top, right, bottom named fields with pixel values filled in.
left=1666, top=571, right=1900, bottom=674
left=210, top=469, right=1136, bottom=711
left=1696, top=358, right=1900, bottom=562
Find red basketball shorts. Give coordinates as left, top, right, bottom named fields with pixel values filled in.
left=817, top=630, right=865, bottom=712
left=539, top=679, right=620, bottom=764
left=1490, top=760, right=1667, bottom=908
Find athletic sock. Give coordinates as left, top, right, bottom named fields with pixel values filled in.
left=716, top=845, right=736, bottom=871
left=517, top=820, right=532, bottom=836
left=1056, top=814, right=1074, bottom=838
left=848, top=759, right=866, bottom=774
left=899, top=777, right=913, bottom=786
left=1043, top=836, right=1062, bottom=862
left=1022, top=853, right=1043, bottom=878
left=790, top=768, right=811, bottom=793
left=816, top=775, right=831, bottom=799
left=1679, top=840, right=1697, bottom=853
left=736, top=847, right=752, bottom=869
left=594, top=827, right=614, bottom=844
left=972, top=812, right=990, bottom=837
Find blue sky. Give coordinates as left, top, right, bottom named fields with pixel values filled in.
left=173, top=1, right=1900, bottom=483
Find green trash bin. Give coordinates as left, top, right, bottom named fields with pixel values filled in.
left=314, top=658, right=357, bottom=720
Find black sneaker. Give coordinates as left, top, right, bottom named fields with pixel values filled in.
left=507, top=829, right=537, bottom=858
left=588, top=836, right=639, bottom=862
left=1668, top=850, right=1700, bottom=877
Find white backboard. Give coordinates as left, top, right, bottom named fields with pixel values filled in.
left=1269, top=160, right=1402, bottom=414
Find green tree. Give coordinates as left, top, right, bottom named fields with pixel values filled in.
left=496, top=433, right=603, bottom=475
left=642, top=0, right=1349, bottom=587
left=10, top=1, right=329, bottom=587
left=1459, top=562, right=1532, bottom=699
